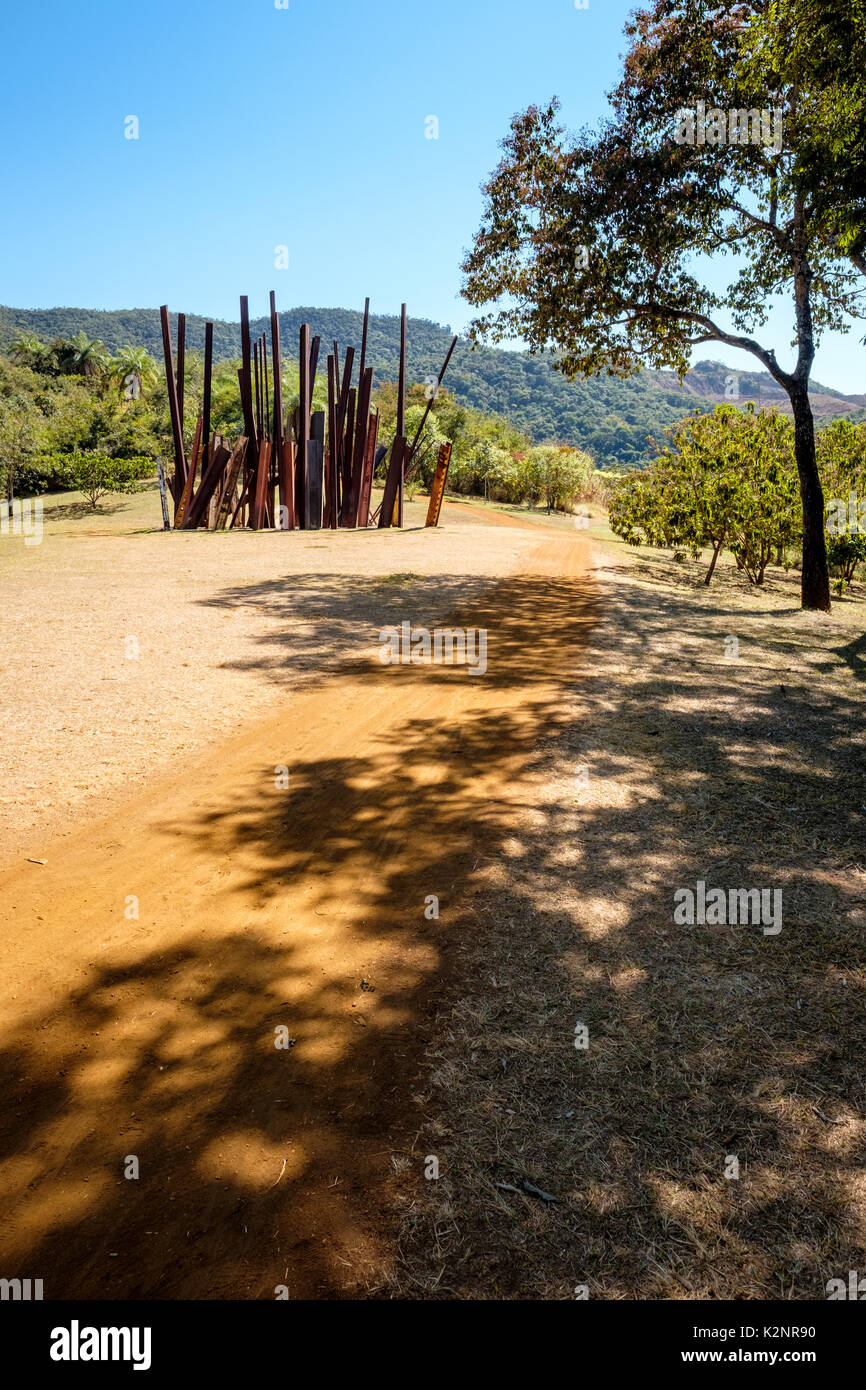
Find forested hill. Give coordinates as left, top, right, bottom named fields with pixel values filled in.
left=2, top=303, right=863, bottom=467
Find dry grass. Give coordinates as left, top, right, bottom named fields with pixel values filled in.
left=385, top=527, right=866, bottom=1300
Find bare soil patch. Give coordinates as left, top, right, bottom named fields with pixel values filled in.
left=0, top=486, right=541, bottom=863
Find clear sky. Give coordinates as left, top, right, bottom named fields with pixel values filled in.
left=0, top=0, right=862, bottom=392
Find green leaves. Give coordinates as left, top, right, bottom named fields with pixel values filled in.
left=609, top=404, right=801, bottom=584
left=47, top=452, right=155, bottom=510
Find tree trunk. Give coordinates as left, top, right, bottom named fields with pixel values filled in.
left=704, top=534, right=724, bottom=585
left=789, top=384, right=831, bottom=611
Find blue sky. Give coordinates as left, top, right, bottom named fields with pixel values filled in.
left=0, top=0, right=862, bottom=392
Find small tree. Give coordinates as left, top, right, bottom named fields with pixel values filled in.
left=528, top=444, right=594, bottom=514
left=0, top=406, right=39, bottom=503
left=816, top=418, right=866, bottom=519
left=826, top=533, right=866, bottom=593
left=609, top=404, right=800, bottom=584
left=49, top=452, right=154, bottom=510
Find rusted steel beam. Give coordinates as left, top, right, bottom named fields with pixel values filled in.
left=176, top=312, right=186, bottom=429
left=325, top=355, right=337, bottom=529
left=160, top=305, right=187, bottom=501
left=396, top=303, right=407, bottom=526
left=358, top=297, right=370, bottom=387
left=202, top=321, right=214, bottom=476
left=270, top=291, right=287, bottom=527
left=405, top=335, right=458, bottom=468
left=357, top=409, right=379, bottom=528
left=262, top=337, right=274, bottom=526
left=230, top=460, right=254, bottom=529
left=281, top=440, right=296, bottom=529
left=183, top=439, right=230, bottom=529
left=215, top=437, right=249, bottom=529
left=425, top=441, right=453, bottom=527
left=340, top=387, right=356, bottom=525
left=307, top=411, right=325, bottom=528
left=297, top=324, right=311, bottom=527
left=333, top=341, right=342, bottom=403
left=349, top=366, right=373, bottom=526
left=174, top=415, right=203, bottom=527
left=237, top=368, right=253, bottom=524
left=309, top=335, right=321, bottom=396
left=253, top=340, right=262, bottom=441
left=378, top=434, right=406, bottom=529
left=397, top=302, right=406, bottom=439
left=239, top=296, right=259, bottom=469
left=250, top=439, right=272, bottom=530
left=262, top=334, right=271, bottom=441
left=334, top=344, right=355, bottom=462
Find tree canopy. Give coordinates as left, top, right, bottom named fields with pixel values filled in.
left=462, top=0, right=866, bottom=609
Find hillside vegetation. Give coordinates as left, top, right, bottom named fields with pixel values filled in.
left=2, top=304, right=863, bottom=468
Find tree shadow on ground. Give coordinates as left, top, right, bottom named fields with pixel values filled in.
left=1, top=542, right=865, bottom=1299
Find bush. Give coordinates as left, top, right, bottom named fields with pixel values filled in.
left=609, top=405, right=801, bottom=585
left=47, top=452, right=155, bottom=510
left=525, top=445, right=594, bottom=512
left=826, top=532, right=866, bottom=593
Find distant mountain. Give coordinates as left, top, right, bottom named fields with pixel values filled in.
left=2, top=303, right=863, bottom=467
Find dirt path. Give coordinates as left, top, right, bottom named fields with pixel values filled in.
left=0, top=523, right=594, bottom=1299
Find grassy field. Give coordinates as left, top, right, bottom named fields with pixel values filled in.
left=389, top=522, right=866, bottom=1299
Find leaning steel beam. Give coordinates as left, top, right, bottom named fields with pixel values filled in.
left=405, top=335, right=458, bottom=468
left=183, top=439, right=230, bottom=530
left=215, top=437, right=249, bottom=529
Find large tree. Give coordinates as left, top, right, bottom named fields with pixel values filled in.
left=461, top=0, right=866, bottom=610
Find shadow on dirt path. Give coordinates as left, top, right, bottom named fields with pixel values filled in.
left=0, top=530, right=596, bottom=1298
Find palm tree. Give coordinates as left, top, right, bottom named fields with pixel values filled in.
left=8, top=332, right=53, bottom=373
left=55, top=331, right=110, bottom=381
left=109, top=345, right=159, bottom=400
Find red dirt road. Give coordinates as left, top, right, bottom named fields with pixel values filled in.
left=0, top=525, right=594, bottom=1298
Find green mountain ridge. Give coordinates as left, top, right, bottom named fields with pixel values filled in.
left=2, top=303, right=863, bottom=467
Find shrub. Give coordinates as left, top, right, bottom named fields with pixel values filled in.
left=826, top=532, right=866, bottom=593
left=609, top=405, right=800, bottom=585
left=47, top=452, right=155, bottom=510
